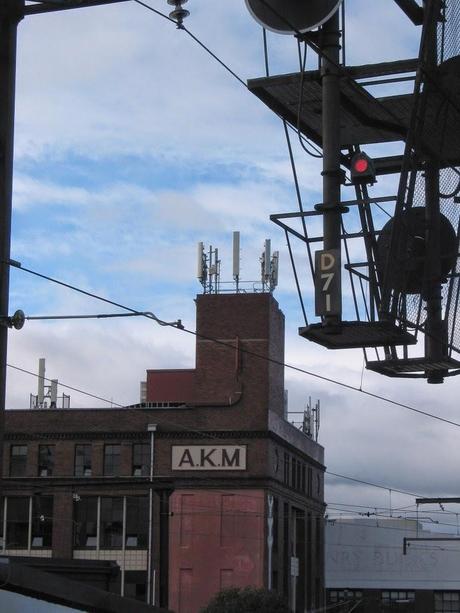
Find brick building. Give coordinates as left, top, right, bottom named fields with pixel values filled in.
left=2, top=292, right=325, bottom=612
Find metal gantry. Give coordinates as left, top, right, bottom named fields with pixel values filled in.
left=247, top=0, right=460, bottom=383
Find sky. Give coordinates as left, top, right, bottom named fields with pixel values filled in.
left=6, top=0, right=460, bottom=532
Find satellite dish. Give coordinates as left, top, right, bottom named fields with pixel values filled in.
left=245, top=0, right=342, bottom=35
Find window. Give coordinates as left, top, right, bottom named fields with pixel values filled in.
left=329, top=590, right=363, bottom=604
left=31, top=495, right=53, bottom=548
left=283, top=453, right=289, bottom=484
left=435, top=592, right=460, bottom=612
left=382, top=591, right=416, bottom=604
left=6, top=497, right=29, bottom=548
left=100, top=497, right=123, bottom=548
left=75, top=444, right=92, bottom=477
left=104, top=445, right=121, bottom=476
left=10, top=445, right=27, bottom=477
left=74, top=497, right=98, bottom=548
left=126, top=497, right=148, bottom=548
left=38, top=445, right=55, bottom=477
left=132, top=443, right=150, bottom=477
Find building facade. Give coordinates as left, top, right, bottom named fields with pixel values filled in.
left=2, top=292, right=325, bottom=612
left=326, top=517, right=460, bottom=613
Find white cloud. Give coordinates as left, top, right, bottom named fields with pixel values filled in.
left=6, top=0, right=460, bottom=522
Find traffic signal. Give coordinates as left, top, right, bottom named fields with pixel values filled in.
left=350, top=151, right=376, bottom=185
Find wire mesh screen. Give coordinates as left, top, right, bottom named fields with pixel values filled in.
left=385, top=0, right=460, bottom=357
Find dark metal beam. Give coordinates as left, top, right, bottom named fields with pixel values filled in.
left=24, top=0, right=129, bottom=16
left=416, top=497, right=460, bottom=504
left=392, top=0, right=424, bottom=25
left=0, top=0, right=23, bottom=503
left=404, top=536, right=460, bottom=554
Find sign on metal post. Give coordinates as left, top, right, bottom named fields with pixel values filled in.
left=315, top=249, right=341, bottom=317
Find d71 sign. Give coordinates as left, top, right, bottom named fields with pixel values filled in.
left=315, top=249, right=341, bottom=317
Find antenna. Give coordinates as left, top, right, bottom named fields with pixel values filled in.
left=271, top=250, right=279, bottom=290
left=38, top=358, right=45, bottom=408
left=197, top=242, right=206, bottom=283
left=261, top=239, right=272, bottom=289
left=303, top=397, right=320, bottom=441
left=197, top=233, right=278, bottom=294
left=233, top=231, right=240, bottom=291
left=50, top=379, right=58, bottom=408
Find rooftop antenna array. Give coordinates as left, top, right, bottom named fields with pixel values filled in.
left=303, top=397, right=320, bottom=442
left=246, top=0, right=460, bottom=383
left=197, top=232, right=279, bottom=294
left=261, top=239, right=279, bottom=292
left=30, top=358, right=70, bottom=409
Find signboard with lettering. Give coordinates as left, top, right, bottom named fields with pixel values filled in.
left=315, top=248, right=341, bottom=316
left=172, top=445, right=247, bottom=470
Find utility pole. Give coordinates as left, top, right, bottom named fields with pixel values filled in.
left=0, top=0, right=24, bottom=496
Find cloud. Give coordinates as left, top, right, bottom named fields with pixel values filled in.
left=7, top=0, right=460, bottom=529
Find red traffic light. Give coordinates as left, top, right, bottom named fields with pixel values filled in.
left=350, top=152, right=376, bottom=185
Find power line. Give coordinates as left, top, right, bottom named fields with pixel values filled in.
left=7, top=363, right=124, bottom=407
left=133, top=0, right=247, bottom=87
left=11, top=261, right=460, bottom=432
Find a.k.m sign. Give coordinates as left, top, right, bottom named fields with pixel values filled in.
left=172, top=445, right=247, bottom=470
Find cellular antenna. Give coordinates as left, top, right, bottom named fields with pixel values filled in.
left=271, top=250, right=279, bottom=290
left=262, top=239, right=272, bottom=289
left=38, top=358, right=45, bottom=408
left=233, top=231, right=240, bottom=292
left=197, top=242, right=206, bottom=285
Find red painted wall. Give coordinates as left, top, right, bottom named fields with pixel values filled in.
left=169, top=489, right=265, bottom=613
left=146, top=369, right=195, bottom=403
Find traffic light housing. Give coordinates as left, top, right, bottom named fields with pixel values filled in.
left=350, top=151, right=376, bottom=185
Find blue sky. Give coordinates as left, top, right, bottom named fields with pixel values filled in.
left=7, top=0, right=460, bottom=523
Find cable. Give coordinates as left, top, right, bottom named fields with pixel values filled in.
left=133, top=0, right=247, bottom=88
left=296, top=40, right=323, bottom=159
left=325, top=471, right=419, bottom=498
left=7, top=363, right=124, bottom=407
left=11, top=260, right=460, bottom=431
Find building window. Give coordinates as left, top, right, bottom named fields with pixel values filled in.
left=75, top=444, right=92, bottom=477
left=329, top=590, right=363, bottom=604
left=31, top=495, right=53, bottom=548
left=382, top=591, right=416, bottom=605
left=74, top=497, right=98, bottom=548
left=38, top=445, right=55, bottom=477
left=132, top=443, right=150, bottom=477
left=6, top=497, right=30, bottom=549
left=434, top=592, right=459, bottom=612
left=104, top=445, right=121, bottom=476
left=126, top=497, right=148, bottom=548
left=9, top=445, right=27, bottom=477
left=283, top=453, right=289, bottom=484
left=100, top=497, right=123, bottom=548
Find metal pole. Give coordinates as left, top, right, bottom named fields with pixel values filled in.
left=321, top=11, right=342, bottom=327
left=0, top=0, right=23, bottom=497
left=423, top=0, right=445, bottom=384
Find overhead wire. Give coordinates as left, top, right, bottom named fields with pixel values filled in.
left=7, top=363, right=124, bottom=408
left=9, top=1, right=459, bottom=520
left=10, top=260, right=460, bottom=432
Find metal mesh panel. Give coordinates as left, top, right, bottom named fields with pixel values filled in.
left=385, top=0, right=460, bottom=358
